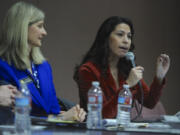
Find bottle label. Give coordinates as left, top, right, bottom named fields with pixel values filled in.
left=15, top=97, right=29, bottom=106
left=118, top=97, right=125, bottom=104
left=125, top=97, right=132, bottom=105
left=98, top=96, right=102, bottom=103
left=118, top=97, right=132, bottom=105
left=89, top=96, right=98, bottom=104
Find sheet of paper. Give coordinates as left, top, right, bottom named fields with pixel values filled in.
left=47, top=116, right=76, bottom=123
left=162, top=115, right=180, bottom=123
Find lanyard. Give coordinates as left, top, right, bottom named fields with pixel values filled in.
left=31, top=62, right=40, bottom=89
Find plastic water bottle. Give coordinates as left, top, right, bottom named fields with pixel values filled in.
left=87, top=81, right=103, bottom=129
left=15, top=80, right=31, bottom=135
left=116, top=84, right=132, bottom=127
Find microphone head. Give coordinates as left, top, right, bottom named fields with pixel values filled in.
left=125, top=52, right=135, bottom=61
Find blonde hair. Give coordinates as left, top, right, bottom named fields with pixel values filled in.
left=0, top=1, right=46, bottom=69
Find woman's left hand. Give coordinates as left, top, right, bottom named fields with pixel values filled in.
left=74, top=104, right=87, bottom=122
left=156, top=54, right=170, bottom=83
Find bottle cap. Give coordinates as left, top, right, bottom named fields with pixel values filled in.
left=92, top=81, right=99, bottom=87
left=20, top=80, right=25, bottom=84
left=123, top=84, right=129, bottom=89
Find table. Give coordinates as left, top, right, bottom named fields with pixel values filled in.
left=1, top=117, right=180, bottom=135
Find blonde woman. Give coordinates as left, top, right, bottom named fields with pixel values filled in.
left=0, top=1, right=86, bottom=122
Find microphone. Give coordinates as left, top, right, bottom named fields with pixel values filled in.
left=125, top=51, right=144, bottom=121
left=125, top=52, right=135, bottom=67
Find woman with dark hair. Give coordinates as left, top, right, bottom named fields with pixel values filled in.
left=74, top=16, right=170, bottom=118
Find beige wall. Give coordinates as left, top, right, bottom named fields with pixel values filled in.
left=0, top=0, right=180, bottom=115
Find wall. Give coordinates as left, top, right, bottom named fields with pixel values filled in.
left=0, top=0, right=179, bottom=114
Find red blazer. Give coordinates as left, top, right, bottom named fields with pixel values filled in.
left=76, top=61, right=166, bottom=118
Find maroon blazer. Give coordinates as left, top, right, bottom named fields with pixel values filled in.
left=76, top=61, right=166, bottom=118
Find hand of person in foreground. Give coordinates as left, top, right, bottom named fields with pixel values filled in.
left=0, top=85, right=19, bottom=107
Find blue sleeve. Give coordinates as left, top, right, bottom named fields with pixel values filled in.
left=43, top=62, right=61, bottom=114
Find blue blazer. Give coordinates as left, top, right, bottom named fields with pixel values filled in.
left=0, top=58, right=60, bottom=116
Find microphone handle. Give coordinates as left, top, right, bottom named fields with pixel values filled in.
left=138, top=81, right=144, bottom=104
left=130, top=59, right=144, bottom=120
left=131, top=60, right=136, bottom=67
left=131, top=59, right=143, bottom=104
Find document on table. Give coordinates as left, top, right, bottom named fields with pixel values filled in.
left=47, top=116, right=76, bottom=123
left=103, top=119, right=148, bottom=128
left=103, top=119, right=180, bottom=134
left=162, top=115, right=180, bottom=123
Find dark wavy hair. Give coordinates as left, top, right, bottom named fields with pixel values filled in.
left=74, top=16, right=135, bottom=81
